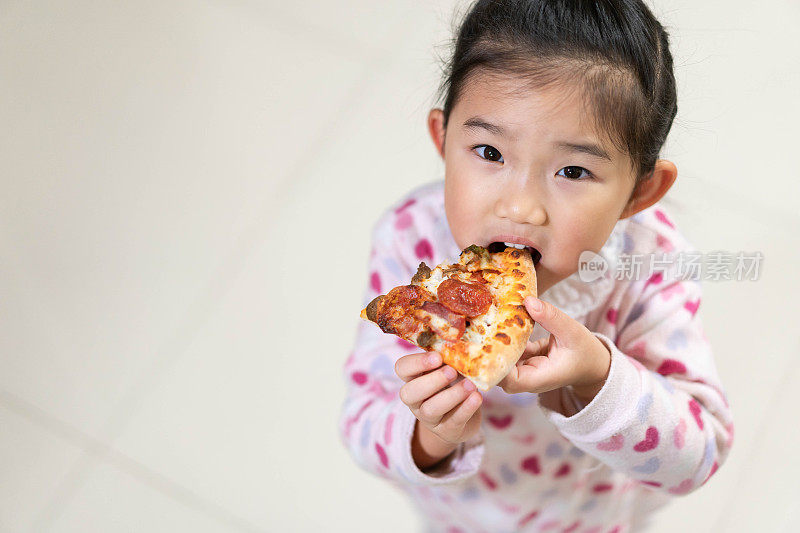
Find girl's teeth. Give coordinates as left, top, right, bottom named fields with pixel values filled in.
left=504, top=242, right=527, bottom=249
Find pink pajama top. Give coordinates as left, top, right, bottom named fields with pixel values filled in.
left=339, top=180, right=734, bottom=533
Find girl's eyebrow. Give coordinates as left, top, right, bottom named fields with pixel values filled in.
left=556, top=141, right=613, bottom=162
left=462, top=116, right=613, bottom=162
left=463, top=116, right=507, bottom=136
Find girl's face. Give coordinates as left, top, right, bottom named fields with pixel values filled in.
left=430, top=72, right=640, bottom=296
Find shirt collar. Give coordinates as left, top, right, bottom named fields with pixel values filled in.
left=538, top=218, right=628, bottom=319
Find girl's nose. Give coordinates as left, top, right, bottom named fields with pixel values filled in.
left=493, top=178, right=547, bottom=226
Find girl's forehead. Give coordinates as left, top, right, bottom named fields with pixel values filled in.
left=457, top=73, right=590, bottom=125
left=454, top=77, right=607, bottom=145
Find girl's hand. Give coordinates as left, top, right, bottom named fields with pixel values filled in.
left=395, top=351, right=483, bottom=445
left=497, top=297, right=612, bottom=401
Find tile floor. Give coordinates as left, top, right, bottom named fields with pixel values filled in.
left=1, top=0, right=798, bottom=531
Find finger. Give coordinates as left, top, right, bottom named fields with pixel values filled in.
left=524, top=297, right=585, bottom=344
left=517, top=338, right=549, bottom=366
left=436, top=390, right=483, bottom=431
left=417, top=378, right=477, bottom=426
left=501, top=355, right=562, bottom=394
left=394, top=351, right=442, bottom=382
left=399, top=365, right=459, bottom=409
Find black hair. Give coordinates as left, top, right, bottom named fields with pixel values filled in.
left=434, top=0, right=678, bottom=188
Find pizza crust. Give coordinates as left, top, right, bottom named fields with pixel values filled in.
left=455, top=248, right=537, bottom=391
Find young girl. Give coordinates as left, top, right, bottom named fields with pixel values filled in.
left=339, top=1, right=734, bottom=531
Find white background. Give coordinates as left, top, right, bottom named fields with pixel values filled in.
left=1, top=0, right=798, bottom=531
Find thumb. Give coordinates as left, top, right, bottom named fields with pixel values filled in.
left=524, top=296, right=583, bottom=345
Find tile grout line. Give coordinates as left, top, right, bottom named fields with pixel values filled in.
left=0, top=390, right=266, bottom=533
left=28, top=10, right=415, bottom=532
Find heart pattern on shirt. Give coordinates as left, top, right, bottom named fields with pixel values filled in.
left=657, top=358, right=687, bottom=376
left=553, top=462, right=571, bottom=478
left=580, top=499, right=598, bottom=513
left=369, top=354, right=394, bottom=377
left=655, top=209, right=675, bottom=228
left=623, top=232, right=635, bottom=254
left=375, top=442, right=389, bottom=468
left=351, top=371, right=368, bottom=385
left=488, top=415, right=513, bottom=429
left=478, top=471, right=498, bottom=490
left=637, top=393, right=654, bottom=423
left=597, top=434, right=624, bottom=451
left=673, top=418, right=687, bottom=449
left=370, top=271, right=381, bottom=293
left=396, top=337, right=416, bottom=350
left=414, top=238, right=433, bottom=261
left=666, top=330, right=689, bottom=350
left=659, top=282, right=684, bottom=301
left=684, top=299, right=701, bottom=317
left=645, top=271, right=664, bottom=289
left=606, top=308, right=618, bottom=324
left=521, top=455, right=541, bottom=475
left=499, top=463, right=518, bottom=484
left=632, top=457, right=661, bottom=474
left=633, top=426, right=660, bottom=452
left=394, top=210, right=413, bottom=230
left=689, top=399, right=705, bottom=429
left=656, top=234, right=674, bottom=252
left=512, top=433, right=536, bottom=445
left=668, top=479, right=694, bottom=495
left=459, top=486, right=480, bottom=501
left=569, top=446, right=585, bottom=458
left=384, top=413, right=394, bottom=446
left=545, top=442, right=563, bottom=458
left=627, top=341, right=648, bottom=359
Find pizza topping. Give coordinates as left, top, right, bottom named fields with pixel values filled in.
left=417, top=329, right=436, bottom=349
left=469, top=271, right=487, bottom=284
left=465, top=244, right=486, bottom=256
left=365, top=295, right=383, bottom=322
left=375, top=285, right=430, bottom=336
left=411, top=262, right=432, bottom=283
left=437, top=277, right=493, bottom=317
left=418, top=301, right=466, bottom=341
left=441, top=264, right=468, bottom=277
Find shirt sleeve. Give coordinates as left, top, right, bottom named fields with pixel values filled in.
left=338, top=209, right=486, bottom=487
left=539, top=259, right=735, bottom=495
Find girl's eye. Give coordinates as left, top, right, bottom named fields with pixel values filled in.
left=557, top=166, right=593, bottom=181
left=473, top=144, right=504, bottom=163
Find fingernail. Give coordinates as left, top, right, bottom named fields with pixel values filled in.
left=528, top=297, right=543, bottom=312
left=444, top=366, right=456, bottom=379
left=463, top=379, right=476, bottom=391
left=428, top=353, right=441, bottom=366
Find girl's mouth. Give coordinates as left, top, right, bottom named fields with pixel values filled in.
left=487, top=241, right=542, bottom=266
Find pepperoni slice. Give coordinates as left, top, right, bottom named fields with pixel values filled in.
left=375, top=285, right=430, bottom=336
left=437, top=277, right=492, bottom=317
left=419, top=301, right=466, bottom=340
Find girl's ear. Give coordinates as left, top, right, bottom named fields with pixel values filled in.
left=620, top=159, right=678, bottom=219
left=427, top=108, right=446, bottom=160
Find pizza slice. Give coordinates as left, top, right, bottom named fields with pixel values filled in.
left=360, top=243, right=538, bottom=391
